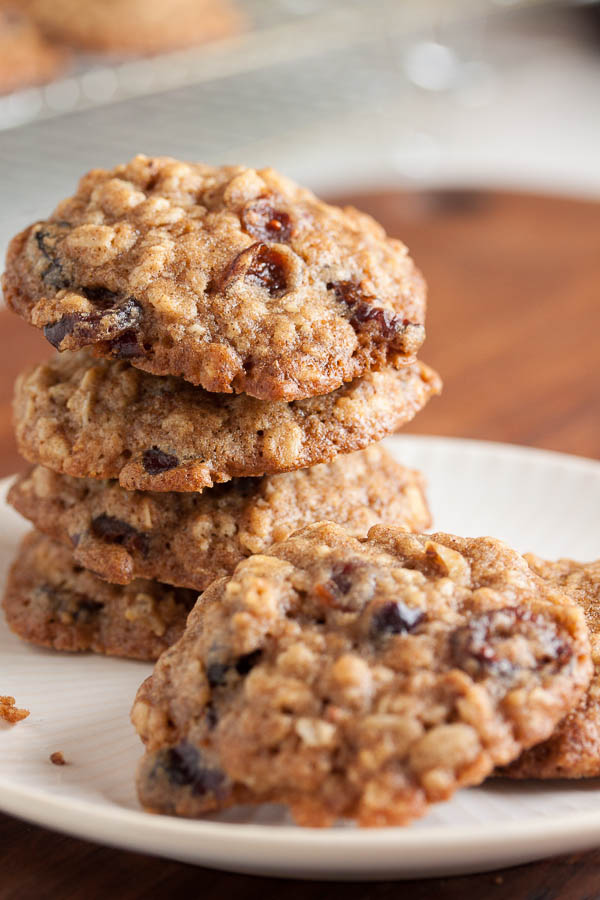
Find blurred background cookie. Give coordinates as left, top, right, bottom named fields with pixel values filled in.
left=0, top=6, right=67, bottom=95
left=28, top=0, right=243, bottom=56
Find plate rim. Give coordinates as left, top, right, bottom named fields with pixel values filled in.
left=392, top=433, right=600, bottom=472
left=3, top=774, right=600, bottom=850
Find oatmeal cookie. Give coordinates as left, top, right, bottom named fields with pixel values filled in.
left=0, top=8, right=67, bottom=95
left=8, top=447, right=431, bottom=589
left=13, top=350, right=440, bottom=492
left=131, top=522, right=591, bottom=827
left=29, top=0, right=242, bottom=56
left=3, top=531, right=197, bottom=660
left=3, top=156, right=426, bottom=400
left=502, top=555, right=600, bottom=779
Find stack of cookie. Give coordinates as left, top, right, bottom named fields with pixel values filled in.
left=1, top=155, right=441, bottom=662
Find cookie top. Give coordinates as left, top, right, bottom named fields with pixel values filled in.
left=132, top=522, right=591, bottom=827
left=503, top=554, right=600, bottom=779
left=3, top=155, right=426, bottom=400
left=14, top=350, right=440, bottom=492
left=8, top=447, right=431, bottom=589
left=3, top=531, right=197, bottom=660
left=0, top=8, right=66, bottom=95
left=28, top=0, right=242, bottom=55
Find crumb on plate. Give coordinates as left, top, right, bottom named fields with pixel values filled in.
left=49, top=751, right=67, bottom=766
left=0, top=695, right=30, bottom=724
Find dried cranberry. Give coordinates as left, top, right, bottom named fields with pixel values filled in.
left=327, top=280, right=360, bottom=306
left=350, top=302, right=406, bottom=339
left=205, top=703, right=218, bottom=729
left=35, top=226, right=69, bottom=291
left=108, top=330, right=142, bottom=359
left=206, top=650, right=261, bottom=687
left=43, top=297, right=142, bottom=351
left=206, top=662, right=230, bottom=687
left=450, top=607, right=572, bottom=680
left=40, top=584, right=102, bottom=622
left=224, top=243, right=289, bottom=298
left=44, top=313, right=80, bottom=349
left=327, top=279, right=422, bottom=348
left=158, top=742, right=225, bottom=796
left=246, top=244, right=288, bottom=297
left=142, top=447, right=179, bottom=475
left=235, top=649, right=262, bottom=675
left=314, top=563, right=355, bottom=608
left=173, top=588, right=198, bottom=612
left=371, top=601, right=425, bottom=636
left=79, top=286, right=121, bottom=308
left=73, top=596, right=104, bottom=620
left=314, top=561, right=375, bottom=612
left=90, top=514, right=150, bottom=556
left=242, top=198, right=292, bottom=243
left=330, top=562, right=355, bottom=595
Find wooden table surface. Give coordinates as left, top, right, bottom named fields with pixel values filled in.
left=1, top=188, right=599, bottom=899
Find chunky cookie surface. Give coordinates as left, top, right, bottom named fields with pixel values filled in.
left=3, top=531, right=197, bottom=660
left=3, top=156, right=426, bottom=399
left=14, top=350, right=440, bottom=491
left=503, top=555, right=600, bottom=779
left=8, top=447, right=430, bottom=589
left=132, top=522, right=591, bottom=827
left=29, top=0, right=242, bottom=55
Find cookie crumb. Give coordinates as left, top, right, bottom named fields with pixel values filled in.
left=50, top=751, right=67, bottom=766
left=0, top=695, right=30, bottom=724
left=494, top=875, right=504, bottom=885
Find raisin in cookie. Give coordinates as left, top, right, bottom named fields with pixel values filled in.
left=8, top=447, right=431, bottom=589
left=503, top=555, right=600, bottom=779
left=131, top=522, right=591, bottom=827
left=3, top=156, right=426, bottom=400
left=0, top=8, right=67, bottom=95
left=29, top=0, right=242, bottom=56
left=3, top=531, right=197, bottom=660
left=14, top=350, right=440, bottom=492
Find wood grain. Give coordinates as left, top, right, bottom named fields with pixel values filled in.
left=0, top=189, right=599, bottom=899
left=359, top=189, right=600, bottom=458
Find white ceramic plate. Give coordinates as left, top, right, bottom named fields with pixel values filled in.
left=1, top=435, right=600, bottom=880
